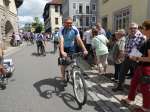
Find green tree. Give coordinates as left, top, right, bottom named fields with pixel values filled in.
left=32, top=17, right=44, bottom=33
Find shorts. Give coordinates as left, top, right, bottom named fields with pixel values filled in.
left=60, top=47, right=75, bottom=57
left=97, top=54, right=108, bottom=67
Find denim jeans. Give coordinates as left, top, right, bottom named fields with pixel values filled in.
left=114, top=63, right=124, bottom=83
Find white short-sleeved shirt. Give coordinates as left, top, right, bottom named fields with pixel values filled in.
left=83, top=30, right=92, bottom=45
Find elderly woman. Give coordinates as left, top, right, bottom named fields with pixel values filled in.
left=91, top=27, right=109, bottom=74
left=121, top=20, right=150, bottom=112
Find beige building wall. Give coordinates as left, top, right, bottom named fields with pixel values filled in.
left=0, top=0, right=18, bottom=48
left=100, top=0, right=149, bottom=32
left=50, top=5, right=62, bottom=32
left=0, top=0, right=17, bottom=14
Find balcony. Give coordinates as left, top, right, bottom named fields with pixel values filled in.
left=15, top=0, right=23, bottom=8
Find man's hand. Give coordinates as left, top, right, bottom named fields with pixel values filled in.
left=129, top=56, right=137, bottom=61
left=83, top=50, right=88, bottom=56
left=61, top=52, right=67, bottom=57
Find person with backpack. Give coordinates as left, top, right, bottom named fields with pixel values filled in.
left=35, top=33, right=46, bottom=56
left=52, top=28, right=59, bottom=53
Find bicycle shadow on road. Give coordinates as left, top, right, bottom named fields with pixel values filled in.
left=33, top=77, right=82, bottom=110
left=33, top=77, right=65, bottom=99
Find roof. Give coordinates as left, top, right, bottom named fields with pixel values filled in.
left=48, top=0, right=62, bottom=5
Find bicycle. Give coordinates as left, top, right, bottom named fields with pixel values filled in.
left=58, top=52, right=87, bottom=106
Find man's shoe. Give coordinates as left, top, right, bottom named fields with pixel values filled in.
left=112, top=85, right=124, bottom=92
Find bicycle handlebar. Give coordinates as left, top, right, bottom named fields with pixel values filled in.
left=67, top=52, right=84, bottom=59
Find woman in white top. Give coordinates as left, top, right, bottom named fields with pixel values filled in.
left=91, top=27, right=109, bottom=74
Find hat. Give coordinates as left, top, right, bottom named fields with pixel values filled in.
left=130, top=22, right=138, bottom=28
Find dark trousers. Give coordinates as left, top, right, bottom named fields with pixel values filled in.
left=114, top=63, right=124, bottom=80
left=120, top=57, right=138, bottom=84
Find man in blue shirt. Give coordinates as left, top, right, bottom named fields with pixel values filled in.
left=59, top=17, right=88, bottom=82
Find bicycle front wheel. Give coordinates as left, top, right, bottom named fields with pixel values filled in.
left=72, top=67, right=87, bottom=106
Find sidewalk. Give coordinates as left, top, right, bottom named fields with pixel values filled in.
left=3, top=42, right=26, bottom=57
left=78, top=57, right=142, bottom=112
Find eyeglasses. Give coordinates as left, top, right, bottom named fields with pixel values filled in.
left=65, top=22, right=72, bottom=24
left=130, top=27, right=137, bottom=30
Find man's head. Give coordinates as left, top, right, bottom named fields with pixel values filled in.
left=142, top=19, right=150, bottom=38
left=92, top=27, right=98, bottom=37
left=64, top=17, right=73, bottom=29
left=114, top=29, right=125, bottom=40
left=129, top=22, right=138, bottom=35
left=96, top=22, right=102, bottom=30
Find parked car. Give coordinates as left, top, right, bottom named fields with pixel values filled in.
left=3, top=58, right=15, bottom=76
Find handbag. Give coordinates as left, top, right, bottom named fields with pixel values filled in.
left=140, top=74, right=150, bottom=84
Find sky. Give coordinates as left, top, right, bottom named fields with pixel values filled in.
left=18, top=0, right=51, bottom=27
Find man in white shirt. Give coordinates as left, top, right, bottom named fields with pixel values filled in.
left=83, top=28, right=94, bottom=64
left=96, top=23, right=106, bottom=36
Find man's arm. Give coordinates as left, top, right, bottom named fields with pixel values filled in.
left=76, top=36, right=87, bottom=52
left=59, top=36, right=67, bottom=57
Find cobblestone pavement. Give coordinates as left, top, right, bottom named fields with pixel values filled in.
left=1, top=42, right=142, bottom=112
left=78, top=57, right=142, bottom=112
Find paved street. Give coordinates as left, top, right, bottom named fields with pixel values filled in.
left=0, top=42, right=100, bottom=112
left=0, top=42, right=142, bottom=112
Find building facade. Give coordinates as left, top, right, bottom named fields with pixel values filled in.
left=62, top=0, right=97, bottom=30
left=0, top=0, right=23, bottom=48
left=99, top=0, right=150, bottom=32
left=43, top=0, right=62, bottom=33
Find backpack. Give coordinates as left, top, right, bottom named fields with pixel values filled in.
left=53, top=32, right=59, bottom=42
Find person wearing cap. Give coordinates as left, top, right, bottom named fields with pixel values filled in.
left=111, top=29, right=126, bottom=90
left=113, top=22, right=145, bottom=91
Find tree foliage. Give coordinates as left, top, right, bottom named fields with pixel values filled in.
left=32, top=17, right=44, bottom=33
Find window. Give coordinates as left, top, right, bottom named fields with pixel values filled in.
left=55, top=18, right=59, bottom=24
left=114, top=8, right=130, bottom=31
left=73, top=16, right=76, bottom=22
left=92, top=4, right=96, bottom=11
left=55, top=5, right=58, bottom=12
left=73, top=3, right=76, bottom=9
left=86, top=17, right=90, bottom=26
left=92, top=16, right=96, bottom=23
left=80, top=17, right=83, bottom=26
left=86, top=5, right=90, bottom=14
left=79, top=4, right=83, bottom=14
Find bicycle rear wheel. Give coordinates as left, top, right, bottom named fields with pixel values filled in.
left=72, top=67, right=87, bottom=106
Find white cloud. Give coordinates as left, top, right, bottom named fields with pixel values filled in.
left=18, top=0, right=49, bottom=25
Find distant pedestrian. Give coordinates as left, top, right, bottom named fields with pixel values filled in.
left=52, top=28, right=60, bottom=53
